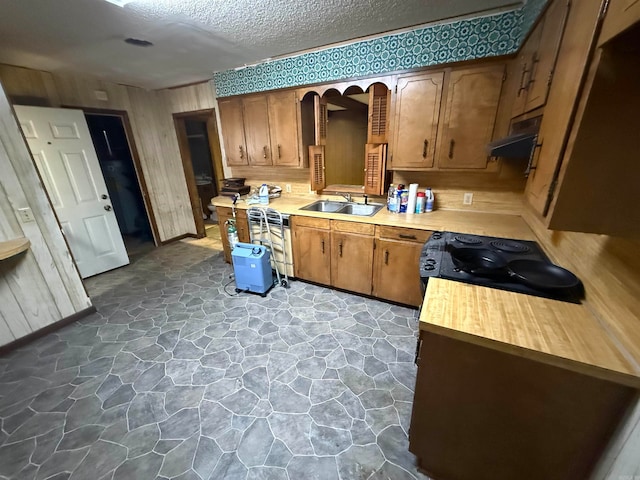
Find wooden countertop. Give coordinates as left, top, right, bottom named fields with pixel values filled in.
left=420, top=278, right=640, bottom=388
left=212, top=194, right=534, bottom=239
left=213, top=194, right=640, bottom=388
left=0, top=237, right=30, bottom=261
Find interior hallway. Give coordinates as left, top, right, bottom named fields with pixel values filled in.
left=0, top=236, right=428, bottom=479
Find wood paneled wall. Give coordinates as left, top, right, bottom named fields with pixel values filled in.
left=0, top=83, right=91, bottom=346
left=0, top=64, right=215, bottom=242
left=523, top=207, right=640, bottom=479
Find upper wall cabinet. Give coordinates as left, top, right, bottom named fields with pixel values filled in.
left=598, top=0, right=640, bottom=46
left=437, top=65, right=505, bottom=169
left=390, top=71, right=444, bottom=169
left=218, top=91, right=300, bottom=167
left=390, top=64, right=504, bottom=171
left=512, top=0, right=571, bottom=118
left=367, top=83, right=391, bottom=144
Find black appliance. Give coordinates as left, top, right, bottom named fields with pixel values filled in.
left=221, top=177, right=250, bottom=197
left=419, top=231, right=583, bottom=303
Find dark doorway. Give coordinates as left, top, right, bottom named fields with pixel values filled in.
left=85, top=112, right=156, bottom=257
left=174, top=110, right=224, bottom=238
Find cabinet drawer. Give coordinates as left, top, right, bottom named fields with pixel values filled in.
left=376, top=226, right=432, bottom=243
left=291, top=215, right=331, bottom=229
left=331, top=220, right=375, bottom=235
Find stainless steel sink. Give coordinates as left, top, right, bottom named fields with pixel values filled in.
left=299, top=200, right=384, bottom=216
left=299, top=200, right=346, bottom=213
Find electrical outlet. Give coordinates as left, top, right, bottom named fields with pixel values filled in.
left=285, top=184, right=292, bottom=193
left=17, top=207, right=35, bottom=223
left=463, top=193, right=474, bottom=205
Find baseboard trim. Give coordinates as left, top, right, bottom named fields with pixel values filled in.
left=0, top=306, right=97, bottom=356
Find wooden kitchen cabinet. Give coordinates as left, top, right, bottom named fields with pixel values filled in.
left=410, top=330, right=634, bottom=480
left=598, top=0, right=640, bottom=46
left=372, top=226, right=432, bottom=307
left=218, top=91, right=301, bottom=168
left=218, top=98, right=247, bottom=166
left=242, top=95, right=272, bottom=166
left=216, top=206, right=250, bottom=263
left=512, top=0, right=571, bottom=118
left=390, top=71, right=444, bottom=169
left=521, top=0, right=640, bottom=236
left=292, top=216, right=331, bottom=285
left=437, top=64, right=505, bottom=169
left=268, top=90, right=300, bottom=166
left=330, top=221, right=375, bottom=295
left=367, top=83, right=391, bottom=144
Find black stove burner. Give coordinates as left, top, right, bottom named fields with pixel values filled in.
left=419, top=231, right=583, bottom=303
left=453, top=235, right=482, bottom=245
left=490, top=240, right=531, bottom=254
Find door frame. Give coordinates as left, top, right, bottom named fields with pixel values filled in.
left=173, top=109, right=225, bottom=238
left=70, top=107, right=161, bottom=246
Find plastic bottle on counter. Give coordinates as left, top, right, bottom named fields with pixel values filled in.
left=259, top=184, right=269, bottom=205
left=415, top=192, right=426, bottom=213
left=387, top=184, right=397, bottom=212
left=425, top=188, right=434, bottom=212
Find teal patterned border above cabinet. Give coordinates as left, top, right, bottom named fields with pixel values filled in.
left=214, top=0, right=547, bottom=97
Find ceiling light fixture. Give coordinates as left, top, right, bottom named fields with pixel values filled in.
left=104, top=0, right=135, bottom=7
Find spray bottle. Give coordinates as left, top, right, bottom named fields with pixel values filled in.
left=425, top=188, right=435, bottom=212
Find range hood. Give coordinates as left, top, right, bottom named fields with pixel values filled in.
left=486, top=133, right=538, bottom=158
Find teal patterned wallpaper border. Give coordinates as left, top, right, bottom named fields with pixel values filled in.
left=214, top=0, right=547, bottom=97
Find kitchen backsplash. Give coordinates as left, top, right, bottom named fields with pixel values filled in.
left=214, top=0, right=547, bottom=97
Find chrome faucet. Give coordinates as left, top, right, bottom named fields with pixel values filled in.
left=341, top=193, right=352, bottom=202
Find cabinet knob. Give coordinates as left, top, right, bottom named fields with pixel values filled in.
left=263, top=146, right=267, bottom=159
left=422, top=139, right=428, bottom=158
left=239, top=145, right=244, bottom=159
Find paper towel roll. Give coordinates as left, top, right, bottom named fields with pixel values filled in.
left=407, top=183, right=419, bottom=215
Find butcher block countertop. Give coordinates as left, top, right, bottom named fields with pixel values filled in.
left=212, top=194, right=640, bottom=388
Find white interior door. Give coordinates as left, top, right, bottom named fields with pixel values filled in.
left=14, top=105, right=129, bottom=278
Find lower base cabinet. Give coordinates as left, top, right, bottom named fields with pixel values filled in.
left=410, top=331, right=635, bottom=480
left=372, top=226, right=432, bottom=307
left=291, top=216, right=429, bottom=306
left=216, top=206, right=249, bottom=263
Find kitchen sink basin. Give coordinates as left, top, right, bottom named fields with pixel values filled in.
left=299, top=200, right=346, bottom=213
left=299, top=200, right=384, bottom=216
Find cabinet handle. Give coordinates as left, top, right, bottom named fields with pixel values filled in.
left=448, top=139, right=455, bottom=159
left=263, top=146, right=267, bottom=159
left=277, top=144, right=281, bottom=159
left=422, top=139, right=428, bottom=158
left=321, top=239, right=325, bottom=254
left=384, top=250, right=389, bottom=265
left=399, top=234, right=416, bottom=240
left=239, top=145, right=244, bottom=159
left=517, top=63, right=529, bottom=97
left=339, top=242, right=343, bottom=257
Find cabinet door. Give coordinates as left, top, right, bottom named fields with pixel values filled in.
left=218, top=98, right=247, bottom=166
left=364, top=143, right=386, bottom=195
left=293, top=225, right=331, bottom=285
left=391, top=72, right=444, bottom=169
left=372, top=238, right=425, bottom=307
left=511, top=21, right=543, bottom=118
left=309, top=145, right=326, bottom=192
left=598, top=0, right=640, bottom=46
left=368, top=83, right=391, bottom=144
left=216, top=206, right=249, bottom=263
left=243, top=95, right=272, bottom=166
left=331, top=231, right=374, bottom=295
left=524, top=0, right=571, bottom=112
left=268, top=91, right=300, bottom=166
left=437, top=65, right=505, bottom=169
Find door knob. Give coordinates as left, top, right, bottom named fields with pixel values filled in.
left=104, top=205, right=112, bottom=211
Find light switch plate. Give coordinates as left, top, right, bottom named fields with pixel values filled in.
left=17, top=207, right=35, bottom=223
left=285, top=184, right=292, bottom=193
left=463, top=193, right=473, bottom=205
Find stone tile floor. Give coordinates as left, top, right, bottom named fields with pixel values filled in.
left=0, top=239, right=430, bottom=480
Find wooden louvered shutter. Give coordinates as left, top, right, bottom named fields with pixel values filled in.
left=313, top=95, right=328, bottom=145
left=309, top=145, right=326, bottom=192
left=364, top=143, right=387, bottom=195
left=368, top=84, right=390, bottom=144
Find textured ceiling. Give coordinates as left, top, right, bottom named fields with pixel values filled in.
left=0, top=0, right=521, bottom=89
